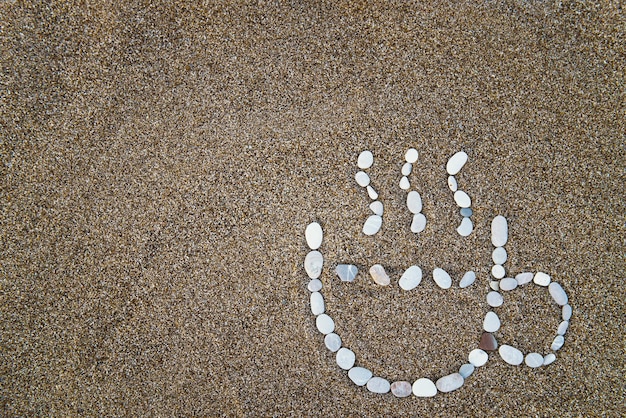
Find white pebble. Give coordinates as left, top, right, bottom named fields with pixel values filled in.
left=405, top=148, right=419, bottom=163
left=459, top=363, right=475, bottom=378
left=369, top=264, right=390, bottom=286
left=316, top=314, right=335, bottom=334
left=453, top=190, right=472, bottom=208
left=357, top=150, right=373, bottom=169
left=399, top=176, right=410, bottom=190
left=459, top=271, right=476, bottom=288
left=366, top=185, right=378, bottom=200
left=447, top=175, right=458, bottom=192
left=348, top=367, right=372, bottom=386
left=457, top=217, right=473, bottom=236
left=401, top=162, right=412, bottom=176
left=307, top=279, right=322, bottom=292
left=487, top=291, right=503, bottom=307
left=491, top=264, right=505, bottom=279
left=446, top=151, right=468, bottom=175
left=499, top=277, right=518, bottom=291
left=407, top=191, right=423, bottom=214
left=436, top=373, right=464, bottom=393
left=533, top=272, right=551, bottom=287
left=483, top=311, right=501, bottom=332
left=557, top=320, right=569, bottom=336
left=433, top=268, right=452, bottom=289
left=515, top=272, right=534, bottom=286
left=562, top=304, right=572, bottom=321
left=367, top=377, right=390, bottom=394
left=489, top=280, right=500, bottom=291
left=543, top=353, right=557, bottom=365
left=410, top=213, right=427, bottom=233
left=491, top=216, right=508, bottom=247
left=469, top=349, right=489, bottom=367
left=549, top=282, right=568, bottom=306
left=336, top=347, right=355, bottom=370
left=551, top=335, right=565, bottom=351
left=336, top=264, right=358, bottom=282
left=324, top=333, right=342, bottom=352
left=369, top=200, right=383, bottom=216
left=305, top=222, right=323, bottom=250
left=412, top=378, right=437, bottom=397
left=399, top=265, right=423, bottom=291
left=499, top=345, right=524, bottom=365
left=525, top=353, right=544, bottom=368
left=304, top=251, right=324, bottom=279
left=492, top=247, right=507, bottom=265
left=310, top=292, right=325, bottom=315
left=355, top=171, right=370, bottom=187
left=362, top=215, right=382, bottom=236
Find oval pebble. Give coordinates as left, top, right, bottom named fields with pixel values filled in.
left=491, top=216, right=508, bottom=247
left=399, top=265, right=423, bottom=291
left=500, top=277, right=518, bottom=291
left=407, top=191, right=423, bottom=214
left=447, top=175, right=458, bottom=192
left=399, top=176, right=410, bottom=190
left=549, top=282, right=568, bottom=306
left=433, top=268, right=452, bottom=289
left=459, top=271, right=476, bottom=288
left=543, top=353, right=557, bottom=365
left=410, top=213, right=427, bottom=233
left=405, top=148, right=419, bottom=163
left=457, top=217, right=474, bottom=236
left=491, top=264, right=505, bottom=279
left=336, top=347, right=355, bottom=370
left=489, top=280, right=500, bottom=291
left=453, top=190, right=472, bottom=208
left=369, top=201, right=383, bottom=216
left=357, top=150, right=373, bottom=169
left=369, top=264, right=390, bottom=286
left=483, top=311, right=501, bottom=332
left=479, top=332, right=498, bottom=351
left=367, top=377, right=390, bottom=394
left=562, top=304, right=572, bottom=321
left=486, top=291, right=504, bottom=308
left=324, top=333, right=342, bottom=352
left=366, top=185, right=378, bottom=200
left=304, top=251, right=324, bottom=279
left=492, top=247, right=507, bottom=265
left=310, top=292, right=325, bottom=315
left=307, top=279, right=322, bottom=292
left=446, top=151, right=468, bottom=175
left=355, top=171, right=370, bottom=187
left=336, top=264, right=358, bottom=282
left=460, top=207, right=473, bottom=217
left=525, top=352, right=544, bottom=368
left=533, top=272, right=551, bottom=286
left=515, top=272, right=534, bottom=286
left=316, top=314, right=335, bottom=334
left=348, top=367, right=372, bottom=386
left=412, top=378, right=437, bottom=397
left=363, top=215, right=382, bottom=236
left=469, top=349, right=489, bottom=367
left=391, top=381, right=412, bottom=398
left=402, top=162, right=413, bottom=176
left=551, top=335, right=565, bottom=351
left=459, top=363, right=475, bottom=378
left=499, top=345, right=524, bottom=365
left=436, top=373, right=464, bottom=393
left=305, top=222, right=323, bottom=250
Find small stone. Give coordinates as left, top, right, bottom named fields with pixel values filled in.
left=399, top=176, right=410, bottom=190
left=391, top=381, right=412, bottom=398
left=436, top=373, right=464, bottom=393
left=316, top=314, right=335, bottom=334
left=362, top=215, right=382, bottom=236
left=492, top=247, right=507, bottom=265
left=460, top=207, right=473, bottom=217
left=448, top=175, right=458, bottom=192
left=469, top=349, right=489, bottom=367
left=453, top=190, right=472, bottom=208
left=479, top=332, right=498, bottom=351
left=336, top=347, right=355, bottom=370
left=446, top=151, right=468, bottom=175
left=357, top=150, right=373, bottom=169
left=355, top=171, right=370, bottom=187
left=491, top=215, right=508, bottom=247
left=410, top=213, right=427, bottom=233
left=348, top=367, right=372, bottom=386
left=367, top=377, right=390, bottom=394
left=307, top=279, right=322, bottom=292
left=324, top=333, right=342, bottom=352
left=402, top=162, right=412, bottom=176
left=515, top=272, right=534, bottom=285
left=366, top=185, right=378, bottom=200
left=336, top=264, right=358, bottom=282
left=304, top=251, right=324, bottom=279
left=489, top=280, right=500, bottom=291
left=543, top=353, right=557, bottom=365
left=551, top=335, right=565, bottom=351
left=525, top=353, right=544, bottom=368
left=533, top=272, right=551, bottom=287
left=407, top=191, right=423, bottom=214
left=459, top=363, right=475, bottom=378
left=369, top=201, right=383, bottom=216
left=562, top=304, right=572, bottom=321
left=557, top=320, right=569, bottom=335
left=491, top=264, right=505, bottom=279
left=499, top=277, right=518, bottom=291
left=549, top=282, right=568, bottom=306
left=486, top=291, right=503, bottom=307
left=405, top=148, right=419, bottom=163
left=369, top=264, right=390, bottom=286
left=483, top=311, right=501, bottom=332
left=433, top=268, right=452, bottom=289
left=499, top=345, right=524, bottom=365
left=310, top=292, right=325, bottom=315
left=399, top=265, right=423, bottom=291
left=305, top=222, right=323, bottom=250
left=459, top=271, right=476, bottom=288
left=412, top=378, right=437, bottom=397
left=457, top=217, right=473, bottom=236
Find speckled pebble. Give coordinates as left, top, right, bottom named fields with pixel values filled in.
left=499, top=345, right=524, bottom=365
left=433, top=267, right=452, bottom=289
left=499, top=277, right=518, bottom=291
left=436, top=373, right=464, bottom=393
left=459, top=271, right=476, bottom=288
left=336, top=347, right=355, bottom=370
left=324, top=333, right=342, bottom=352
left=307, top=279, right=322, bottom=292
left=357, top=150, right=373, bottom=169
left=348, top=367, right=372, bottom=386
left=391, top=381, right=412, bottom=398
left=412, top=378, right=437, bottom=397
left=483, top=311, right=501, bottom=332
left=459, top=363, right=475, bottom=378
left=533, top=272, right=551, bottom=286
left=367, top=377, right=391, bottom=394
left=551, top=335, right=565, bottom=351
left=525, top=352, right=544, bottom=368
left=316, top=314, right=335, bottom=334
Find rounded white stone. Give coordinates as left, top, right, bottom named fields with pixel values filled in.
left=533, top=272, right=551, bottom=287
left=549, top=282, right=568, bottom=306
left=491, top=215, right=508, bottom=247
left=433, top=268, right=452, bottom=289
left=551, top=335, right=565, bottom=351
left=447, top=175, right=458, bottom=192
left=369, top=200, right=383, bottom=216
left=369, top=264, right=390, bottom=286
left=366, top=185, right=378, bottom=200
left=453, top=190, right=472, bottom=208
left=487, top=291, right=504, bottom=307
left=459, top=363, right=475, bottom=378
left=491, top=264, right=505, bottom=279
left=410, top=213, right=427, bottom=233
left=399, top=176, right=410, bottom=190
left=336, top=264, right=358, bottom=282
left=307, top=279, right=322, bottom=292
left=391, top=381, right=413, bottom=398
left=324, top=333, right=342, bottom=352
left=557, top=320, right=569, bottom=336
left=367, top=377, right=390, bottom=394
left=499, top=345, right=524, bottom=365
left=401, top=162, right=412, bottom=176
left=489, top=280, right=500, bottom=291
left=357, top=150, right=373, bottom=169
left=305, top=222, right=323, bottom=250
left=500, top=277, right=518, bottom=291
left=562, top=304, right=572, bottom=321
left=399, top=265, right=423, bottom=291
left=316, top=314, right=335, bottom=334
left=459, top=271, right=476, bottom=288
left=457, top=217, right=473, bottom=236
left=469, top=349, right=489, bottom=367
left=543, top=353, right=557, bottom=365
left=310, top=292, right=325, bottom=315
left=304, top=251, right=324, bottom=279
left=412, top=378, right=437, bottom=397
left=515, top=272, right=534, bottom=286
left=362, top=215, right=383, bottom=236
left=483, top=311, right=501, bottom=332
left=446, top=151, right=468, bottom=175
left=348, top=367, right=372, bottom=386
left=405, top=148, right=419, bottom=163
left=492, top=247, right=507, bottom=265
left=525, top=352, right=544, bottom=368
left=436, top=373, right=464, bottom=393
left=336, top=347, right=356, bottom=370
left=407, top=191, right=423, bottom=214
left=355, top=171, right=370, bottom=187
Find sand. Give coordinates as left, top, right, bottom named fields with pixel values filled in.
left=1, top=1, right=624, bottom=416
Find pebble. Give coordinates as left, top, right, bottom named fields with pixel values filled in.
left=412, top=378, right=437, bottom=397
left=391, top=381, right=412, bottom=398
left=399, top=265, right=423, bottom=291
left=366, top=377, right=390, bottom=394
left=551, top=335, right=565, bottom=351
left=310, top=292, right=325, bottom=315
left=366, top=185, right=379, bottom=200
left=305, top=222, right=323, bottom=250
left=533, top=272, right=551, bottom=286
left=525, top=352, right=544, bottom=368
left=549, top=282, right=568, bottom=306
left=406, top=191, right=423, bottom=214
left=316, top=314, right=335, bottom=334
left=479, top=332, right=498, bottom=351
left=307, top=279, right=322, bottom=292
left=499, top=345, right=524, bottom=365
left=362, top=215, right=383, bottom=236
left=399, top=176, right=410, bottom=190
left=369, top=201, right=383, bottom=216
left=433, top=268, right=452, bottom=289
left=499, top=277, right=518, bottom=291
left=446, top=151, right=468, bottom=175
left=410, top=213, right=427, bottom=233
left=447, top=175, right=458, bottom=192
left=357, top=150, right=374, bottom=169
left=483, top=311, right=501, bottom=332
left=369, top=264, right=390, bottom=286
left=402, top=162, right=413, bottom=176
left=469, top=349, right=489, bottom=367
left=543, top=353, right=557, bottom=365
left=336, top=264, right=358, bottom=282
left=453, top=190, right=472, bottom=208
left=515, top=272, right=534, bottom=286
left=486, top=291, right=503, bottom=308
left=304, top=251, right=324, bottom=279
left=405, top=148, right=419, bottom=163
left=491, top=264, right=505, bottom=279
left=491, top=216, right=508, bottom=247
left=562, top=304, right=572, bottom=321
left=492, top=247, right=507, bottom=265
left=459, top=363, right=475, bottom=378
left=459, top=271, right=476, bottom=288
left=460, top=207, right=473, bottom=217
left=489, top=280, right=500, bottom=291
left=336, top=347, right=356, bottom=370
left=436, top=373, right=464, bottom=393
left=324, top=333, right=342, bottom=352
left=355, top=171, right=370, bottom=187
left=457, top=217, right=473, bottom=236
left=348, top=367, right=372, bottom=386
